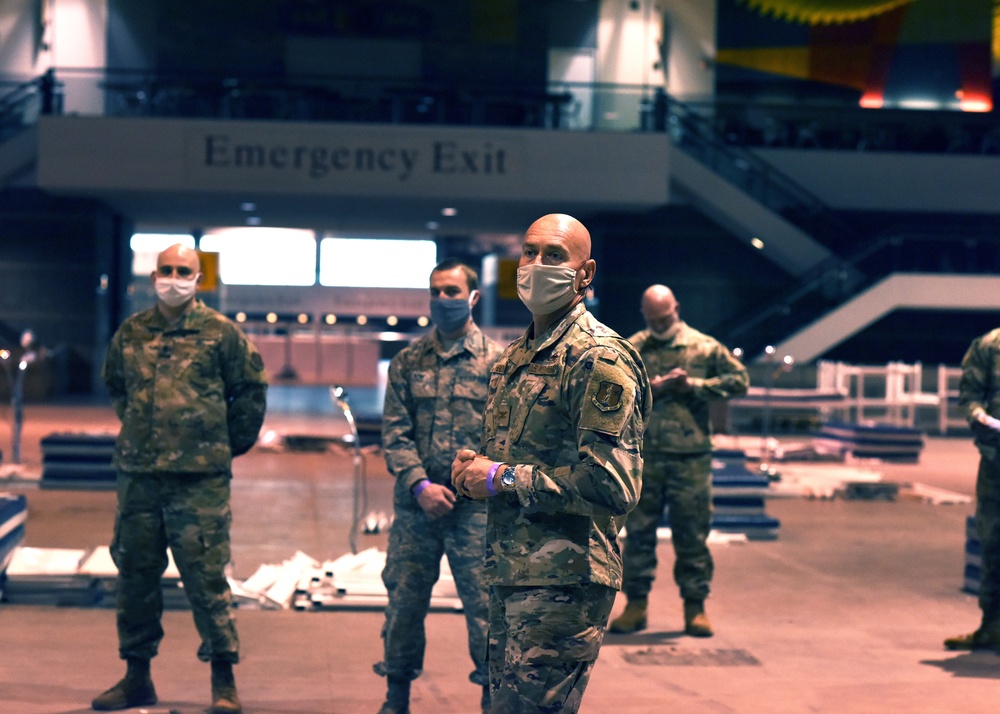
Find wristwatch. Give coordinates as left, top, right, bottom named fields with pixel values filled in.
left=500, top=465, right=516, bottom=491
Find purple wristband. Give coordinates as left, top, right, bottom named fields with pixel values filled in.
left=412, top=479, right=431, bottom=498
left=485, top=462, right=501, bottom=497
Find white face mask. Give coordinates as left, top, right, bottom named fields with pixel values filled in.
left=516, top=264, right=580, bottom=315
left=155, top=275, right=200, bottom=308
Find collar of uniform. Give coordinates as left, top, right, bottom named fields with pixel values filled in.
left=524, top=302, right=587, bottom=354
left=147, top=299, right=205, bottom=333
left=430, top=321, right=482, bottom=358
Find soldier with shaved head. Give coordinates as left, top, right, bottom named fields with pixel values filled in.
left=609, top=284, right=748, bottom=639
left=452, top=214, right=651, bottom=713
left=94, top=243, right=267, bottom=714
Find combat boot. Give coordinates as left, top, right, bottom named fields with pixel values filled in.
left=91, top=657, right=157, bottom=711
left=609, top=598, right=648, bottom=633
left=377, top=676, right=410, bottom=714
left=684, top=599, right=713, bottom=637
left=210, top=660, right=242, bottom=713
left=944, top=624, right=1000, bottom=652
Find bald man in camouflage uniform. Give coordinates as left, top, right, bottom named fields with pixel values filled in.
left=453, top=214, right=650, bottom=713
left=93, top=244, right=267, bottom=714
left=610, top=285, right=748, bottom=638
left=375, top=259, right=503, bottom=714
left=945, top=328, right=1000, bottom=653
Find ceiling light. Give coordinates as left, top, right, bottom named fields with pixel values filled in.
left=441, top=207, right=457, bottom=217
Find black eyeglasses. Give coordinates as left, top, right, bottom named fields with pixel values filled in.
left=156, top=265, right=196, bottom=278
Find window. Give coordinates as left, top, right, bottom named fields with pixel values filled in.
left=319, top=237, right=437, bottom=288
left=200, top=228, right=317, bottom=286
left=130, top=233, right=196, bottom=276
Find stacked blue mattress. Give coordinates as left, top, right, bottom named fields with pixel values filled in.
left=0, top=493, right=28, bottom=596
left=660, top=450, right=780, bottom=541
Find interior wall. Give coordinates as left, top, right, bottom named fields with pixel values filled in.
left=0, top=189, right=124, bottom=396
left=104, top=0, right=549, bottom=87
left=0, top=0, right=43, bottom=77
left=660, top=0, right=716, bottom=101
left=588, top=205, right=793, bottom=347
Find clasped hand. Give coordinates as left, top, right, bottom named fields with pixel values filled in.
left=651, top=367, right=692, bottom=396
left=451, top=448, right=497, bottom=500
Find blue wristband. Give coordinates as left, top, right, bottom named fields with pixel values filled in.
left=412, top=479, right=431, bottom=498
left=485, top=462, right=502, bottom=497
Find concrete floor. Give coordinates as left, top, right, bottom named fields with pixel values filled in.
left=1, top=402, right=997, bottom=714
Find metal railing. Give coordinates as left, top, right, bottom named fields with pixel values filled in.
left=0, top=70, right=62, bottom=142
left=716, top=232, right=1000, bottom=360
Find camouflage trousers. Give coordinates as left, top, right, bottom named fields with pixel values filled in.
left=376, top=499, right=489, bottom=684
left=621, top=451, right=714, bottom=602
left=112, top=471, right=238, bottom=663
left=976, top=457, right=1000, bottom=626
left=487, top=583, right=616, bottom=714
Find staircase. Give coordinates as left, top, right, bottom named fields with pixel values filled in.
left=661, top=96, right=1000, bottom=363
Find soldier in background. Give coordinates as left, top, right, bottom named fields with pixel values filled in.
left=945, top=329, right=1000, bottom=653
left=452, top=214, right=650, bottom=713
left=375, top=259, right=503, bottom=714
left=94, top=244, right=267, bottom=714
left=610, top=284, right=748, bottom=637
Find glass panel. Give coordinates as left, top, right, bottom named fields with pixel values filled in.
left=200, top=227, right=317, bottom=286
left=319, top=237, right=437, bottom=288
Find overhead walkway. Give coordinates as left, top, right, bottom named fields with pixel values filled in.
left=771, top=273, right=1000, bottom=363
left=664, top=97, right=862, bottom=280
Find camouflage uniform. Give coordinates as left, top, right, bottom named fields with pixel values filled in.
left=376, top=323, right=503, bottom=686
left=481, top=303, right=650, bottom=713
left=621, top=322, right=748, bottom=603
left=102, top=300, right=267, bottom=664
left=959, top=329, right=1000, bottom=629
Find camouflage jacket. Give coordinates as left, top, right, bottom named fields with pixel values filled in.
left=382, top=323, right=503, bottom=508
left=103, top=300, right=268, bottom=474
left=481, top=303, right=651, bottom=589
left=629, top=322, right=748, bottom=454
left=959, top=328, right=1000, bottom=459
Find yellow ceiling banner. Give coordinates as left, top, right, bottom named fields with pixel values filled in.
left=995, top=3, right=1000, bottom=63
left=715, top=47, right=812, bottom=80
left=737, top=0, right=914, bottom=25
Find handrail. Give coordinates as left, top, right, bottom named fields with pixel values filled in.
left=716, top=232, right=1000, bottom=359
left=663, top=94, right=868, bottom=252
left=0, top=70, right=62, bottom=142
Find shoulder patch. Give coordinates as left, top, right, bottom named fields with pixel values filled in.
left=580, top=355, right=635, bottom=437
left=250, top=352, right=265, bottom=372
left=593, top=381, right=624, bottom=412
